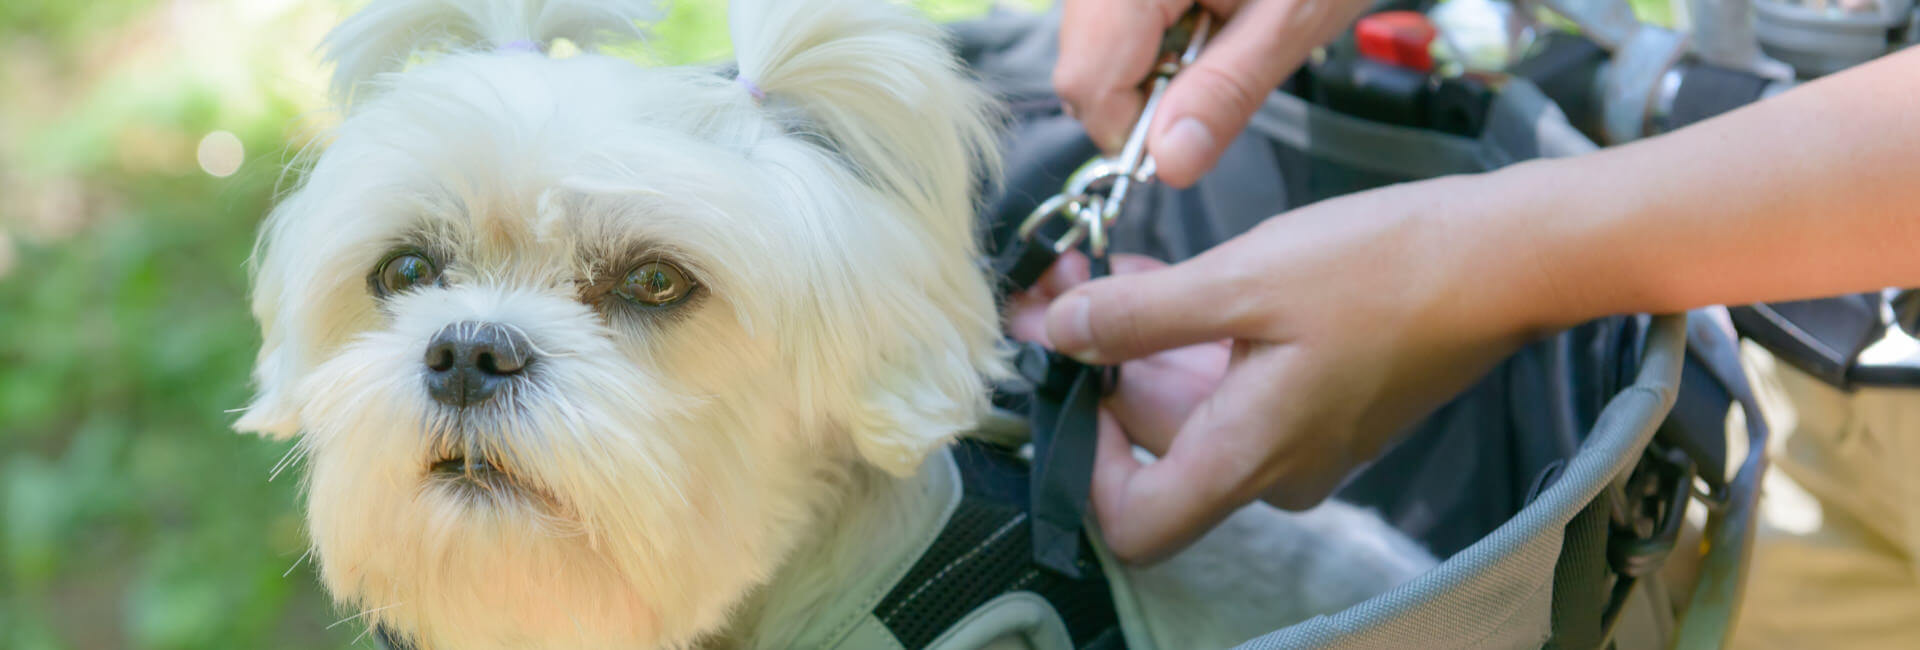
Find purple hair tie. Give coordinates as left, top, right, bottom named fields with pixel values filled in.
left=737, top=76, right=766, bottom=103
left=496, top=39, right=542, bottom=54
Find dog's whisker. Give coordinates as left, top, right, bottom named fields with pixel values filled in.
left=328, top=602, right=403, bottom=631
left=570, top=612, right=589, bottom=645
left=496, top=322, right=532, bottom=358
left=283, top=547, right=314, bottom=578
left=504, top=329, right=522, bottom=367
left=267, top=447, right=298, bottom=480
left=268, top=444, right=309, bottom=482
left=348, top=614, right=387, bottom=648
left=551, top=394, right=691, bottom=508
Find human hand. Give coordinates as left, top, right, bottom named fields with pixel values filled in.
left=1007, top=252, right=1233, bottom=456
left=1052, top=0, right=1373, bottom=187
left=1034, top=177, right=1570, bottom=563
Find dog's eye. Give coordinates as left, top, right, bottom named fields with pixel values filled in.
left=615, top=260, right=694, bottom=306
left=373, top=251, right=440, bottom=297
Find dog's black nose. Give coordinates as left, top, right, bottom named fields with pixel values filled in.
left=424, top=321, right=532, bottom=408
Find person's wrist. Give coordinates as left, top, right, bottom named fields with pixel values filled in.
left=1499, top=156, right=1648, bottom=333
left=1418, top=163, right=1601, bottom=342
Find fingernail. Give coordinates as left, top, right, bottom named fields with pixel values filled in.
left=1159, top=117, right=1215, bottom=176
left=1052, top=294, right=1103, bottom=364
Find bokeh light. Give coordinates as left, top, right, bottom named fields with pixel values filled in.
left=195, top=130, right=244, bottom=177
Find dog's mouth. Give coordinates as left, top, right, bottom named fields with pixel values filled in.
left=428, top=454, right=522, bottom=493
left=431, top=456, right=500, bottom=475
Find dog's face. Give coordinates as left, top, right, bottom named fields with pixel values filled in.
left=238, top=1, right=1003, bottom=647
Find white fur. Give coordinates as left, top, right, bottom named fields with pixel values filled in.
left=243, top=1, right=1431, bottom=648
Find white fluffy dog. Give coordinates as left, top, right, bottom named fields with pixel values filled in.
left=240, top=1, right=1434, bottom=648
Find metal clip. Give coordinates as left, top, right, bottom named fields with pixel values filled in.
left=1104, top=9, right=1211, bottom=225
left=1016, top=9, right=1212, bottom=261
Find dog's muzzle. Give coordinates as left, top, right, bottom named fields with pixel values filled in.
left=423, top=321, right=532, bottom=408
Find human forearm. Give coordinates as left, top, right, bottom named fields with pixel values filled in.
left=1484, top=47, right=1920, bottom=330
left=1034, top=40, right=1920, bottom=562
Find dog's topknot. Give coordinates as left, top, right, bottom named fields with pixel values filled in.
left=730, top=0, right=1002, bottom=256
left=322, top=0, right=660, bottom=107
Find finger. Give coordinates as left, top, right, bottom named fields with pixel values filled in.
left=1185, top=345, right=1351, bottom=511
left=1092, top=389, right=1254, bottom=563
left=1092, top=407, right=1145, bottom=528
left=1032, top=253, right=1162, bottom=303
left=1042, top=255, right=1245, bottom=364
left=1009, top=253, right=1162, bottom=343
left=1093, top=347, right=1300, bottom=562
left=1007, top=252, right=1093, bottom=343
left=1035, top=249, right=1093, bottom=297
left=1104, top=339, right=1232, bottom=453
left=1055, top=0, right=1192, bottom=152
left=1106, top=252, right=1169, bottom=275
left=1148, top=0, right=1364, bottom=186
left=1005, top=290, right=1053, bottom=344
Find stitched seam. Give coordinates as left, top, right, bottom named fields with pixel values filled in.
left=878, top=512, right=1028, bottom=623
left=1006, top=568, right=1041, bottom=594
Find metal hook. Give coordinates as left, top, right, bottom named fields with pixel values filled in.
left=1015, top=9, right=1214, bottom=266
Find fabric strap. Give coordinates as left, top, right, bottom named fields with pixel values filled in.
left=875, top=440, right=1126, bottom=649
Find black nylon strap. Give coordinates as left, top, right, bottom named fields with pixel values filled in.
left=1028, top=361, right=1103, bottom=578
left=1546, top=493, right=1615, bottom=650
left=992, top=192, right=1113, bottom=577
left=993, top=230, right=1064, bottom=298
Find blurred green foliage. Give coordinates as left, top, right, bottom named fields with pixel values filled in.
left=0, top=0, right=1672, bottom=647
left=1, top=1, right=338, bottom=644
left=0, top=1, right=1003, bottom=648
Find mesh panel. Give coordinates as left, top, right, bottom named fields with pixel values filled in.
left=875, top=440, right=1122, bottom=648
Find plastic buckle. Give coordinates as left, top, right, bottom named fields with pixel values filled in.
left=1592, top=442, right=1695, bottom=644
left=1608, top=443, right=1694, bottom=579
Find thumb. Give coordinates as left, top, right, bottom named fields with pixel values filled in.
left=1148, top=0, right=1362, bottom=187
left=1042, top=258, right=1241, bottom=364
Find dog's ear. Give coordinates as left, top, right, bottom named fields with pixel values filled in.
left=730, top=0, right=1002, bottom=255
left=321, top=0, right=657, bottom=108
left=232, top=345, right=301, bottom=439
left=732, top=0, right=1009, bottom=475
left=234, top=193, right=314, bottom=439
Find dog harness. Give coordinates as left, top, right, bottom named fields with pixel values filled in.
left=869, top=439, right=1127, bottom=649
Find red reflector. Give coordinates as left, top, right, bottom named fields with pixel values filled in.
left=1355, top=11, right=1438, bottom=73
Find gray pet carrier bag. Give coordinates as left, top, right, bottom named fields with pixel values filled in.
left=956, top=9, right=1768, bottom=649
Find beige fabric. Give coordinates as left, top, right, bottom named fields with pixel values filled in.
left=1729, top=343, right=1920, bottom=649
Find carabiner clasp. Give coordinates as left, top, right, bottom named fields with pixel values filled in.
left=1018, top=9, right=1213, bottom=261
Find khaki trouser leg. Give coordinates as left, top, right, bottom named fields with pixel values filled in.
left=1728, top=343, right=1920, bottom=649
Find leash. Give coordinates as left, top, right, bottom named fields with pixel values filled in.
left=990, top=10, right=1213, bottom=578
